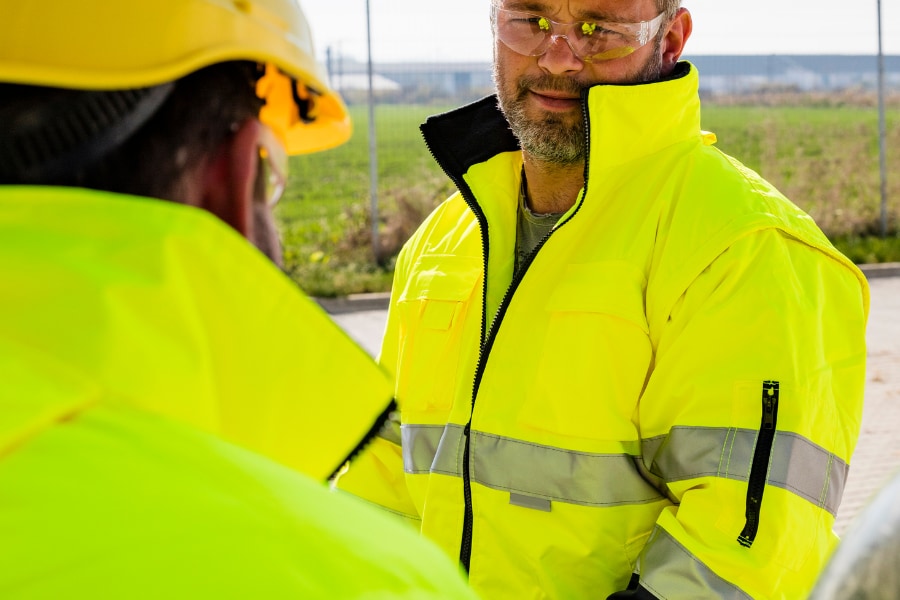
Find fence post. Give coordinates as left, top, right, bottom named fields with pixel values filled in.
left=877, top=0, right=889, bottom=238
left=365, top=0, right=382, bottom=262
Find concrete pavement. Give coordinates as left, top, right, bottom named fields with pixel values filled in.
left=834, top=275, right=900, bottom=534
left=329, top=272, right=900, bottom=536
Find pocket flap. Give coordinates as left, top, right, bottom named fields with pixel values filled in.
left=399, top=255, right=482, bottom=303
left=545, top=261, right=648, bottom=334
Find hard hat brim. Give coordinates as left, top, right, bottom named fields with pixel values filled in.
left=0, top=0, right=351, bottom=154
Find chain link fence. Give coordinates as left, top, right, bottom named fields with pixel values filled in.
left=284, top=3, right=900, bottom=294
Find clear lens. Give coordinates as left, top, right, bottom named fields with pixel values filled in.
left=497, top=12, right=554, bottom=56
left=492, top=6, right=664, bottom=62
left=258, top=124, right=288, bottom=207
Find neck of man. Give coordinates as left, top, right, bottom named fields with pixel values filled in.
left=522, top=153, right=584, bottom=215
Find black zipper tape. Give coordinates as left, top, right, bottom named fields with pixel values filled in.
left=738, top=380, right=779, bottom=548
left=327, top=398, right=398, bottom=482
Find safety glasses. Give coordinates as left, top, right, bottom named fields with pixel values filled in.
left=257, top=124, right=288, bottom=208
left=492, top=4, right=665, bottom=63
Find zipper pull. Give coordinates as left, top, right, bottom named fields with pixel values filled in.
left=762, top=381, right=779, bottom=430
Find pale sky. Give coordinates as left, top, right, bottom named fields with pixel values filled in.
left=302, top=0, right=900, bottom=63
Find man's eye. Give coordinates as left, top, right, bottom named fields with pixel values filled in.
left=581, top=22, right=627, bottom=41
left=580, top=22, right=616, bottom=36
left=509, top=16, right=542, bottom=25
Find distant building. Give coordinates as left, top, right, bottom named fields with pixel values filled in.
left=326, top=55, right=900, bottom=102
left=329, top=73, right=401, bottom=92
left=326, top=58, right=492, bottom=103
left=685, top=55, right=900, bottom=95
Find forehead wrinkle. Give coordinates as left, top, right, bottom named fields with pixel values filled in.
left=570, top=1, right=652, bottom=23
left=499, top=0, right=643, bottom=23
left=501, top=1, right=555, bottom=13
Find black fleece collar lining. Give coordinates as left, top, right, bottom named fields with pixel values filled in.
left=420, top=95, right=520, bottom=182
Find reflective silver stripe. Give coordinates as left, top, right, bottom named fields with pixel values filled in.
left=432, top=424, right=467, bottom=475
left=643, top=426, right=848, bottom=515
left=401, top=424, right=453, bottom=474
left=472, top=432, right=663, bottom=506
left=510, top=493, right=551, bottom=512
left=402, top=424, right=847, bottom=514
left=638, top=526, right=752, bottom=599
left=403, top=425, right=663, bottom=506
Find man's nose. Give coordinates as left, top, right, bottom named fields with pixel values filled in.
left=537, top=34, right=584, bottom=74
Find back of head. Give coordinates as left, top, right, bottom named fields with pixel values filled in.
left=0, top=65, right=264, bottom=201
left=0, top=0, right=351, bottom=200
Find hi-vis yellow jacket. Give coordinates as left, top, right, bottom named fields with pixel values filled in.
left=0, top=186, right=478, bottom=599
left=337, top=64, right=870, bottom=599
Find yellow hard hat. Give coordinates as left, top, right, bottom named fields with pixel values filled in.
left=0, top=0, right=350, bottom=155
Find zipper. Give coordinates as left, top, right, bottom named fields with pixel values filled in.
left=327, top=399, right=398, bottom=482
left=738, top=380, right=780, bottom=548
left=419, top=126, right=490, bottom=572
left=423, top=91, right=594, bottom=572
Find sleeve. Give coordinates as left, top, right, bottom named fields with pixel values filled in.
left=333, top=242, right=422, bottom=528
left=613, top=229, right=869, bottom=599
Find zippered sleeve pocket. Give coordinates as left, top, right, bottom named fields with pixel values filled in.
left=737, top=380, right=780, bottom=548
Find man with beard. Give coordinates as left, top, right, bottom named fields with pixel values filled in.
left=336, top=1, right=869, bottom=598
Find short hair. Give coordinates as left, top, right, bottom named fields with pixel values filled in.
left=0, top=61, right=263, bottom=203
left=657, top=0, right=681, bottom=21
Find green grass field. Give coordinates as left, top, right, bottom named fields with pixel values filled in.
left=278, top=102, right=900, bottom=296
left=277, top=104, right=457, bottom=295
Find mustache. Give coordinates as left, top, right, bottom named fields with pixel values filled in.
left=515, top=74, right=588, bottom=97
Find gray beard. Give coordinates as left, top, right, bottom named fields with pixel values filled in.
left=494, top=39, right=664, bottom=166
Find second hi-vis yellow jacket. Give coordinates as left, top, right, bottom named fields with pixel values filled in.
left=0, top=186, right=477, bottom=599
left=337, top=64, right=869, bottom=598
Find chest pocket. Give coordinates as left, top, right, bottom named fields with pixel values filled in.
left=395, top=255, right=482, bottom=415
left=521, top=261, right=653, bottom=443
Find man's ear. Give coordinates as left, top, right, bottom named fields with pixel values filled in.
left=661, top=8, right=692, bottom=74
left=200, top=117, right=260, bottom=237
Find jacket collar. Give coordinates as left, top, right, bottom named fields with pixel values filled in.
left=0, top=186, right=393, bottom=481
left=583, top=61, right=699, bottom=172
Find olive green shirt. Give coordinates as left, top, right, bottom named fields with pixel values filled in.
left=515, top=174, right=563, bottom=274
